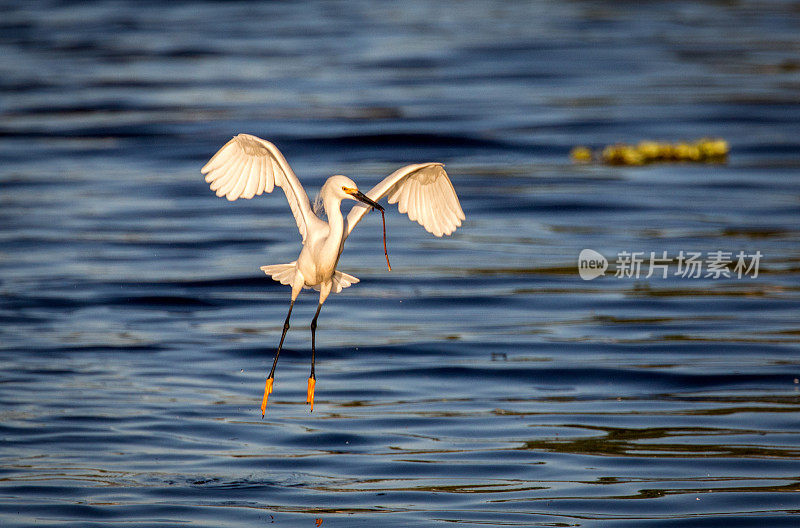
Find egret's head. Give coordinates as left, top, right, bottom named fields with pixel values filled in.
left=323, top=175, right=384, bottom=212
left=321, top=175, right=392, bottom=272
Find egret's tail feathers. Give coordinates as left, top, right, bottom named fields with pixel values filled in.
left=327, top=270, right=359, bottom=294
left=260, top=263, right=358, bottom=294
left=260, top=262, right=297, bottom=286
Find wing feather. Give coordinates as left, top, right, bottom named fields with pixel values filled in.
left=401, top=186, right=411, bottom=214
left=433, top=185, right=448, bottom=237
left=215, top=156, right=245, bottom=197
left=272, top=157, right=311, bottom=243
left=407, top=178, right=419, bottom=222
left=243, top=156, right=261, bottom=199
left=231, top=156, right=253, bottom=200
left=445, top=175, right=465, bottom=221
left=230, top=154, right=254, bottom=200
left=435, top=177, right=456, bottom=232
left=201, top=134, right=316, bottom=242
left=396, top=179, right=411, bottom=214
left=345, top=162, right=464, bottom=238
left=201, top=137, right=235, bottom=174
left=255, top=156, right=266, bottom=196
left=428, top=182, right=444, bottom=237
left=208, top=155, right=238, bottom=191
left=416, top=179, right=426, bottom=225
left=264, top=154, right=274, bottom=193
left=418, top=180, right=433, bottom=234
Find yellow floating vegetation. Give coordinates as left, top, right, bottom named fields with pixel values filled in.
left=571, top=138, right=728, bottom=165
left=569, top=145, right=593, bottom=163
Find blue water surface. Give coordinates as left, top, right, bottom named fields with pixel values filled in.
left=2, top=1, right=800, bottom=526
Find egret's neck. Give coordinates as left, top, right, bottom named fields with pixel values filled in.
left=323, top=196, right=346, bottom=243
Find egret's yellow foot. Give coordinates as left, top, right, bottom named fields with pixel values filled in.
left=307, top=377, right=316, bottom=412
left=261, top=377, right=274, bottom=417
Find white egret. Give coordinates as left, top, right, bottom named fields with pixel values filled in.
left=201, top=134, right=465, bottom=415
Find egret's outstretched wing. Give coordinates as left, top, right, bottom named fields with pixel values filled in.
left=201, top=134, right=316, bottom=242
left=345, top=163, right=465, bottom=238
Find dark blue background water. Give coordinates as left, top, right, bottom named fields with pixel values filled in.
left=2, top=1, right=800, bottom=526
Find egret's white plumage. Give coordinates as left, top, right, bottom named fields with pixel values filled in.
left=203, top=134, right=317, bottom=241
left=201, top=133, right=465, bottom=415
left=345, top=162, right=463, bottom=238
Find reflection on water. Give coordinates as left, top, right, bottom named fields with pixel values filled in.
left=2, top=0, right=800, bottom=526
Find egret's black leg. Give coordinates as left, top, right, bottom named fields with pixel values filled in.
left=307, top=303, right=323, bottom=411
left=310, top=303, right=323, bottom=379
left=262, top=299, right=295, bottom=417
left=269, top=299, right=295, bottom=379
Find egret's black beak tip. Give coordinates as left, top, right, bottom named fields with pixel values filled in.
left=352, top=190, right=384, bottom=212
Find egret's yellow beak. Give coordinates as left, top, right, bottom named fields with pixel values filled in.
left=344, top=187, right=384, bottom=212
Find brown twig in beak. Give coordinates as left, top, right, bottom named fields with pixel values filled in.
left=350, top=190, right=392, bottom=271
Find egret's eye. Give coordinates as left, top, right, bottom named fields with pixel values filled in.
left=342, top=186, right=356, bottom=195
